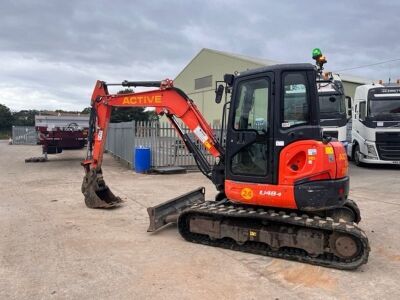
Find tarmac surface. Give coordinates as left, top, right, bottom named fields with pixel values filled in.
left=1, top=140, right=399, bottom=299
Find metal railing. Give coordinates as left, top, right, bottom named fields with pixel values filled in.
left=105, top=121, right=222, bottom=169
left=12, top=126, right=38, bottom=145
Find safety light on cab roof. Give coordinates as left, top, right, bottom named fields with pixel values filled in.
left=312, top=48, right=322, bottom=59
left=312, top=48, right=327, bottom=63
left=312, top=48, right=327, bottom=73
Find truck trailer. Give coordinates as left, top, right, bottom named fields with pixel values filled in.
left=25, top=114, right=89, bottom=162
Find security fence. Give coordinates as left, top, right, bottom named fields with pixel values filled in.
left=12, top=126, right=38, bottom=145
left=105, top=121, right=222, bottom=169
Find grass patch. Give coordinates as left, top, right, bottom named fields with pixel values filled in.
left=0, top=130, right=11, bottom=140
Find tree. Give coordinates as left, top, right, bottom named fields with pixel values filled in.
left=81, top=107, right=91, bottom=114
left=12, top=110, right=38, bottom=126
left=110, top=89, right=158, bottom=123
left=0, top=104, right=13, bottom=130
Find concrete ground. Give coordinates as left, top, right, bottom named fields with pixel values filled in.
left=0, top=140, right=399, bottom=300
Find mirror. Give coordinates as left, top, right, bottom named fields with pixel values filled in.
left=215, top=84, right=224, bottom=104
left=224, top=74, right=235, bottom=86
left=345, top=96, right=352, bottom=119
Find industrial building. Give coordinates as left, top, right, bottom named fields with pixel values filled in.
left=174, top=48, right=370, bottom=125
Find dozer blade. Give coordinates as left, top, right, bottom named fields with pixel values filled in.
left=147, top=187, right=205, bottom=232
left=81, top=169, right=123, bottom=208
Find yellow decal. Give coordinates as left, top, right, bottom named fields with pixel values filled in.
left=203, top=140, right=212, bottom=150
left=241, top=187, right=254, bottom=200
left=249, top=230, right=257, bottom=237
left=325, top=146, right=334, bottom=154
left=308, top=156, right=316, bottom=161
left=122, top=95, right=162, bottom=105
left=339, top=153, right=347, bottom=160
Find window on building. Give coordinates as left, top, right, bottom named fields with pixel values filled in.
left=195, top=75, right=212, bottom=90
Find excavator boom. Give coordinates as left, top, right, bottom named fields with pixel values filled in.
left=82, top=79, right=223, bottom=208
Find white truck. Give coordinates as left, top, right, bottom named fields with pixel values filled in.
left=317, top=73, right=351, bottom=146
left=347, top=84, right=400, bottom=166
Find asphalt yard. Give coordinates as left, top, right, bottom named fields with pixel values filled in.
left=1, top=140, right=399, bottom=299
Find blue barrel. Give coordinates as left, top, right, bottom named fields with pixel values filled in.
left=134, top=147, right=151, bottom=173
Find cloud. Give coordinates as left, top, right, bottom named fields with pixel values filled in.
left=1, top=0, right=399, bottom=110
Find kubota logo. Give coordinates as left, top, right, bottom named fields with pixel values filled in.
left=122, top=95, right=162, bottom=105
left=240, top=188, right=253, bottom=200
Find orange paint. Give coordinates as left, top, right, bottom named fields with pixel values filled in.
left=225, top=180, right=296, bottom=209
left=225, top=140, right=348, bottom=209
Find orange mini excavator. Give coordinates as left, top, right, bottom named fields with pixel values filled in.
left=81, top=62, right=370, bottom=269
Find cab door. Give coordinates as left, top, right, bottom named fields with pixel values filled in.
left=271, top=70, right=321, bottom=183
left=225, top=73, right=274, bottom=184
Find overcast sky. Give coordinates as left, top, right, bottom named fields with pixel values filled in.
left=1, top=0, right=399, bottom=111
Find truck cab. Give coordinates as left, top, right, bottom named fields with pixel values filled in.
left=317, top=73, right=349, bottom=145
left=347, top=83, right=400, bottom=165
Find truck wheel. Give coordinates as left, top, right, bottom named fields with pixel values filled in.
left=354, top=144, right=364, bottom=167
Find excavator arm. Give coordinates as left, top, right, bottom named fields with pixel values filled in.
left=81, top=79, right=224, bottom=208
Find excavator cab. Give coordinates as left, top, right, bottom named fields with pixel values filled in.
left=225, top=64, right=320, bottom=185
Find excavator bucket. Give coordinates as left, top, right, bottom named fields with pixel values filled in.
left=147, top=187, right=205, bottom=232
left=81, top=169, right=123, bottom=208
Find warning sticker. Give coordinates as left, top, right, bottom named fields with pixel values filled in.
left=325, top=146, right=334, bottom=155
left=203, top=140, right=212, bottom=150
left=249, top=230, right=257, bottom=237
left=193, top=126, right=208, bottom=143
left=308, top=148, right=317, bottom=156
left=98, top=130, right=103, bottom=141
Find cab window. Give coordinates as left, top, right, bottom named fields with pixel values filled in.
left=234, top=78, right=269, bottom=133
left=282, top=73, right=310, bottom=127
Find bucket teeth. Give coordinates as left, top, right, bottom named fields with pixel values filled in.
left=81, top=169, right=123, bottom=208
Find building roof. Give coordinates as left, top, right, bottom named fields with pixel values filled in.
left=339, top=74, right=372, bottom=85
left=174, top=48, right=279, bottom=80
left=176, top=48, right=372, bottom=85
left=203, top=48, right=280, bottom=66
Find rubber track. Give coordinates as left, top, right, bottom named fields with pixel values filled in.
left=178, top=201, right=370, bottom=270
